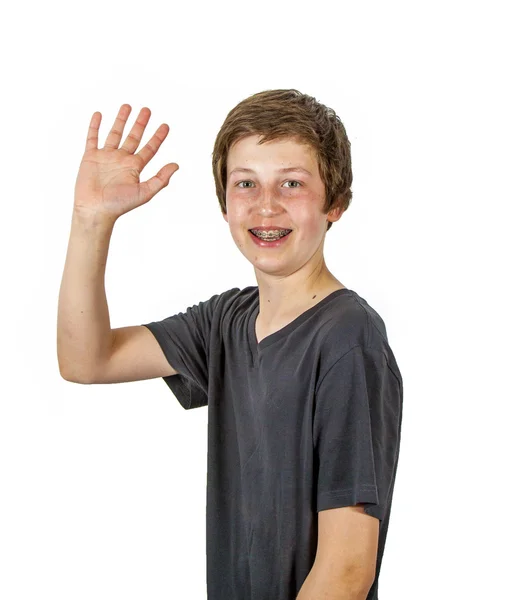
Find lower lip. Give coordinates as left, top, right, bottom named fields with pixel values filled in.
left=248, top=230, right=292, bottom=248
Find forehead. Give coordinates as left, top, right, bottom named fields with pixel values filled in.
left=227, top=134, right=317, bottom=167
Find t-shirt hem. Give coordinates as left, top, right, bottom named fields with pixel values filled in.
left=317, top=485, right=383, bottom=520
left=141, top=323, right=208, bottom=410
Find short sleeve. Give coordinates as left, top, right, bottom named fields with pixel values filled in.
left=142, top=291, right=228, bottom=410
left=313, top=344, right=402, bottom=521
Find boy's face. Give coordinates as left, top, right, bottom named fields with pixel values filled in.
left=223, top=134, right=342, bottom=279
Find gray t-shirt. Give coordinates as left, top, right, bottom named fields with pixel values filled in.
left=142, top=286, right=403, bottom=600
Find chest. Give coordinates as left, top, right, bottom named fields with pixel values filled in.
left=254, top=320, right=285, bottom=345
left=254, top=311, right=306, bottom=345
left=253, top=285, right=347, bottom=345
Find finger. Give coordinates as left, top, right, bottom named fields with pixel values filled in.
left=136, top=123, right=170, bottom=168
left=138, top=163, right=179, bottom=205
left=120, top=107, right=152, bottom=154
left=85, top=111, right=101, bottom=152
left=103, top=104, right=132, bottom=150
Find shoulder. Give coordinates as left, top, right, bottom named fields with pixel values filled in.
left=197, top=286, right=259, bottom=336
left=194, top=285, right=255, bottom=314
left=213, top=285, right=257, bottom=316
left=316, top=290, right=399, bottom=381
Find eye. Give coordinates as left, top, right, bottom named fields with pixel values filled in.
left=237, top=180, right=254, bottom=188
left=283, top=180, right=302, bottom=188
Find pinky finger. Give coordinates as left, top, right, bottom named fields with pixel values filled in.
left=85, top=111, right=102, bottom=152
left=138, top=163, right=179, bottom=205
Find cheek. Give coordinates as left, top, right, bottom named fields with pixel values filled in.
left=225, top=195, right=250, bottom=222
left=295, top=207, right=324, bottom=234
left=297, top=223, right=323, bottom=247
left=225, top=207, right=245, bottom=226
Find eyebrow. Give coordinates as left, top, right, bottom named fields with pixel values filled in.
left=229, top=166, right=313, bottom=176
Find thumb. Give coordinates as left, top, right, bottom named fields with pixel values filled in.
left=138, top=163, right=179, bottom=204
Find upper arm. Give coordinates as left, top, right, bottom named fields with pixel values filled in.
left=88, top=325, right=179, bottom=384
left=315, top=504, right=379, bottom=586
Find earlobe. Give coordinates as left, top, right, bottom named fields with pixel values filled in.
left=328, top=207, right=344, bottom=223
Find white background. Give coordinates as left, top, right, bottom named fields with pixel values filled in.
left=1, top=0, right=503, bottom=598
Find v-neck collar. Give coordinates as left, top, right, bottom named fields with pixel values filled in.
left=246, top=287, right=353, bottom=363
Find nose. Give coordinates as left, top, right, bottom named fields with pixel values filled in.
left=256, top=185, right=282, bottom=211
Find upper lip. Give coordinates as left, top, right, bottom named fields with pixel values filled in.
left=249, top=226, right=292, bottom=231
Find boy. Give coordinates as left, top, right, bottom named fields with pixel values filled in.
left=58, top=89, right=403, bottom=600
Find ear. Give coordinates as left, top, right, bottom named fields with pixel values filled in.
left=327, top=206, right=344, bottom=224
left=222, top=210, right=229, bottom=224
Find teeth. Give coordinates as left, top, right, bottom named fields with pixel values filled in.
left=251, top=229, right=291, bottom=240
left=255, top=233, right=284, bottom=240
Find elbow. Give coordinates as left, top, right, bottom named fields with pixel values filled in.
left=59, top=367, right=93, bottom=385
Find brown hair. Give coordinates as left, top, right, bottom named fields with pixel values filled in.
left=211, top=89, right=353, bottom=231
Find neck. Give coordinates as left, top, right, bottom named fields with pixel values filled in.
left=255, top=261, right=345, bottom=326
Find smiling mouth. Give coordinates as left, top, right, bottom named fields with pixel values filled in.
left=248, top=230, right=293, bottom=246
left=249, top=229, right=292, bottom=240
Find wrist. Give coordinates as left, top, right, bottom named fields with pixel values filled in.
left=72, top=205, right=118, bottom=230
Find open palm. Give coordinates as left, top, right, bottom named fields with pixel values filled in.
left=74, top=104, right=179, bottom=220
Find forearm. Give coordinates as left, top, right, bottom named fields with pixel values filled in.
left=57, top=208, right=117, bottom=382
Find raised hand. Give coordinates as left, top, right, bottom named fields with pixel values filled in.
left=73, top=104, right=179, bottom=221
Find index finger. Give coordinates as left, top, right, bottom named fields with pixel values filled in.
left=85, top=111, right=102, bottom=152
